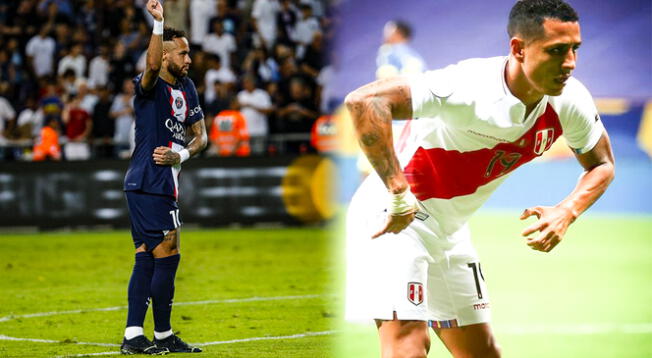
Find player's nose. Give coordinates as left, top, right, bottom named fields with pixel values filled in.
left=562, top=49, right=576, bottom=71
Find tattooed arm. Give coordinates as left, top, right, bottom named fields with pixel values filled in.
left=344, top=76, right=415, bottom=238
left=152, top=119, right=208, bottom=165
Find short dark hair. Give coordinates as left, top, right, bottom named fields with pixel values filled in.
left=390, top=20, right=412, bottom=39
left=508, top=0, right=579, bottom=40
left=163, top=27, right=186, bottom=42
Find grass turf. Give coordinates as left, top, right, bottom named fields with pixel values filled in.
left=0, top=227, right=335, bottom=358
left=333, top=211, right=652, bottom=358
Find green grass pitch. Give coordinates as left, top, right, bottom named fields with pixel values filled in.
left=333, top=211, right=652, bottom=358
left=0, top=227, right=335, bottom=358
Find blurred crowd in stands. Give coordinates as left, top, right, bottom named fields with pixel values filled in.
left=0, top=0, right=335, bottom=161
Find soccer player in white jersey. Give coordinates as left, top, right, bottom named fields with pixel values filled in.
left=344, top=1, right=615, bottom=357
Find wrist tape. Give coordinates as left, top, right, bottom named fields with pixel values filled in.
left=153, top=19, right=164, bottom=35
left=388, top=188, right=418, bottom=215
left=178, top=148, right=190, bottom=163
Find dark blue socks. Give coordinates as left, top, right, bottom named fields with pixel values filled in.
left=126, top=252, right=155, bottom=328
left=151, top=254, right=180, bottom=333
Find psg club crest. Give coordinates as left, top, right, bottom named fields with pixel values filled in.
left=168, top=88, right=188, bottom=122
left=533, top=128, right=555, bottom=155
left=407, top=282, right=424, bottom=306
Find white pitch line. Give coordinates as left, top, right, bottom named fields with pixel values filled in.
left=0, top=334, right=118, bottom=347
left=53, top=330, right=337, bottom=358
left=0, top=294, right=323, bottom=323
left=200, top=330, right=336, bottom=346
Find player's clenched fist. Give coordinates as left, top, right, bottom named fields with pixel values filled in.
left=146, top=0, right=163, bottom=21
left=152, top=146, right=180, bottom=165
left=520, top=205, right=577, bottom=252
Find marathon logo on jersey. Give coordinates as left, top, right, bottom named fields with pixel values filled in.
left=407, top=282, right=424, bottom=306
left=533, top=128, right=555, bottom=155
left=168, top=88, right=188, bottom=122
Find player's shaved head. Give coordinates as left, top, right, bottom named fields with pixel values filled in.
left=162, top=27, right=187, bottom=52
left=508, top=0, right=578, bottom=41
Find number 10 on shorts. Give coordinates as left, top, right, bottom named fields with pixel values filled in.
left=169, top=209, right=181, bottom=228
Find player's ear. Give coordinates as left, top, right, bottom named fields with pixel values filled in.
left=510, top=37, right=526, bottom=62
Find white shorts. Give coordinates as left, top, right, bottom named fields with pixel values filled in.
left=345, top=177, right=491, bottom=327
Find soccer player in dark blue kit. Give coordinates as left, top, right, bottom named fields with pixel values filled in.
left=121, top=0, right=206, bottom=354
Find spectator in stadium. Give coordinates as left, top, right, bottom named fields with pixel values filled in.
left=88, top=44, right=111, bottom=89
left=1, top=0, right=330, bottom=160
left=252, top=0, right=280, bottom=49
left=39, top=80, right=64, bottom=125
left=189, top=0, right=216, bottom=45
left=210, top=0, right=241, bottom=36
left=62, top=94, right=92, bottom=160
left=202, top=19, right=237, bottom=71
left=163, top=0, right=189, bottom=35
left=242, top=46, right=280, bottom=83
left=91, top=86, right=116, bottom=159
left=0, top=82, right=16, bottom=143
left=300, top=30, right=325, bottom=77
left=57, top=42, right=87, bottom=79
left=277, top=76, right=318, bottom=152
left=110, top=78, right=135, bottom=159
left=25, top=25, right=56, bottom=78
left=294, top=3, right=320, bottom=57
left=208, top=104, right=251, bottom=157
left=276, top=0, right=298, bottom=45
left=203, top=54, right=236, bottom=103
left=16, top=95, right=43, bottom=140
left=109, top=42, right=137, bottom=94
left=205, top=80, right=234, bottom=119
left=32, top=115, right=62, bottom=161
left=77, top=80, right=99, bottom=115
left=237, top=74, right=273, bottom=155
left=60, top=68, right=80, bottom=99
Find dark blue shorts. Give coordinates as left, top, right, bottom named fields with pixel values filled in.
left=125, top=190, right=182, bottom=251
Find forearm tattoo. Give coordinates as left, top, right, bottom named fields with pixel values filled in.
left=347, top=83, right=409, bottom=190
left=185, top=119, right=208, bottom=156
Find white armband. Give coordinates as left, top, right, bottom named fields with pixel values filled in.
left=153, top=19, right=164, bottom=35
left=178, top=148, right=190, bottom=163
left=388, top=188, right=418, bottom=215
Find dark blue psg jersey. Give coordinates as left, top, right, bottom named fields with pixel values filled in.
left=124, top=73, right=204, bottom=198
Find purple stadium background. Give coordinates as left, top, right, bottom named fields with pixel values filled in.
left=331, top=0, right=651, bottom=100
left=330, top=0, right=652, bottom=214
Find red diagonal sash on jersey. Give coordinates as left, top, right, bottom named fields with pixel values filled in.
left=404, top=104, right=562, bottom=200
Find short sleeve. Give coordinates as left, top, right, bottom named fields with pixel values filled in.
left=133, top=73, right=155, bottom=98
left=184, top=78, right=204, bottom=125
left=558, top=79, right=605, bottom=154
left=408, top=64, right=457, bottom=118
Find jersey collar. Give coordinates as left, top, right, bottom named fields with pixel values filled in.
left=498, top=56, right=548, bottom=124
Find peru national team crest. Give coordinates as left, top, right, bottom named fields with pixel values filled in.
left=168, top=88, right=188, bottom=122
left=407, top=282, right=424, bottom=306
left=533, top=128, right=555, bottom=155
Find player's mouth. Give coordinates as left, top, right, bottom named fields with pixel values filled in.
left=554, top=74, right=570, bottom=85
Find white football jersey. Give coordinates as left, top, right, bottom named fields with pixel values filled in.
left=390, top=56, right=604, bottom=238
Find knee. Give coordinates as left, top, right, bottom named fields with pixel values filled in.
left=383, top=336, right=430, bottom=358
left=457, top=341, right=501, bottom=358
left=383, top=348, right=428, bottom=358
